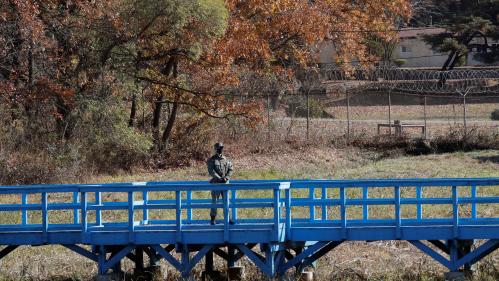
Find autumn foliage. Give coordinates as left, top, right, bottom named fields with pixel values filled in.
left=0, top=0, right=411, bottom=177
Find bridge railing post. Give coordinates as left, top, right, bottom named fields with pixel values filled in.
left=72, top=192, right=79, bottom=224
left=223, top=189, right=230, bottom=242
left=394, top=186, right=401, bottom=239
left=452, top=186, right=459, bottom=238
left=285, top=188, right=291, bottom=239
left=21, top=193, right=28, bottom=225
left=95, top=192, right=102, bottom=226
left=362, top=187, right=369, bottom=221
left=186, top=190, right=192, bottom=224
left=273, top=188, right=281, bottom=241
left=321, top=187, right=327, bottom=221
left=142, top=191, right=148, bottom=224
left=128, top=191, right=135, bottom=242
left=175, top=191, right=182, bottom=243
left=81, top=191, right=88, bottom=236
left=231, top=189, right=237, bottom=223
left=471, top=185, right=477, bottom=219
left=309, top=187, right=315, bottom=221
left=416, top=186, right=423, bottom=220
left=340, top=187, right=347, bottom=239
left=42, top=192, right=48, bottom=243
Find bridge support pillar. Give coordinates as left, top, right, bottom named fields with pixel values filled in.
left=202, top=249, right=224, bottom=281
left=227, top=266, right=244, bottom=281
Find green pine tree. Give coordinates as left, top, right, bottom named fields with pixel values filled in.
left=420, top=0, right=498, bottom=69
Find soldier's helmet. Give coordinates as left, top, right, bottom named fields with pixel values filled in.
left=214, top=142, right=224, bottom=150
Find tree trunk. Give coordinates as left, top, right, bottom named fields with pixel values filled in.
left=152, top=93, right=164, bottom=143
left=161, top=101, right=179, bottom=145
left=441, top=50, right=457, bottom=71
left=56, top=96, right=72, bottom=140
left=448, top=53, right=463, bottom=71
left=129, top=93, right=137, bottom=127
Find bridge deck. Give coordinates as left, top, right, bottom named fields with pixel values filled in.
left=0, top=178, right=498, bottom=278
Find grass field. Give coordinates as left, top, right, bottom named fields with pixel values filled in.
left=326, top=103, right=499, bottom=121
left=264, top=102, right=498, bottom=141
left=0, top=148, right=498, bottom=280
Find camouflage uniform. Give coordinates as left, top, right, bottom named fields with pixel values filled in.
left=207, top=153, right=233, bottom=217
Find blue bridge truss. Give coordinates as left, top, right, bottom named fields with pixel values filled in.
left=0, top=178, right=498, bottom=279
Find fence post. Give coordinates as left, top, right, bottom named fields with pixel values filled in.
left=388, top=90, right=392, bottom=135
left=462, top=95, right=467, bottom=135
left=423, top=96, right=428, bottom=139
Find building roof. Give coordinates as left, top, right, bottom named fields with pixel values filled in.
left=398, top=27, right=447, bottom=39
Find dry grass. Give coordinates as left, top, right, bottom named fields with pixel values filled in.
left=326, top=103, right=499, bottom=121
left=0, top=148, right=498, bottom=281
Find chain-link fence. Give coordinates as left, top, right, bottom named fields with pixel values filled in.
left=238, top=90, right=498, bottom=143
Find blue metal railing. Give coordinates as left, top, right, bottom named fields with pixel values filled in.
left=0, top=178, right=497, bottom=244
left=0, top=178, right=498, bottom=277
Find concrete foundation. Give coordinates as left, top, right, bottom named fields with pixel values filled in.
left=201, top=270, right=224, bottom=281
left=96, top=272, right=124, bottom=281
left=299, top=271, right=314, bottom=281
left=445, top=271, right=466, bottom=281
left=134, top=265, right=163, bottom=280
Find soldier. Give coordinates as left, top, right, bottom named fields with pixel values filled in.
left=207, top=142, right=233, bottom=225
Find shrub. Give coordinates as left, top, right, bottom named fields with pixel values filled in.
left=285, top=96, right=334, bottom=118
left=156, top=117, right=215, bottom=168
left=345, top=127, right=498, bottom=155
left=491, top=109, right=499, bottom=120
left=75, top=98, right=153, bottom=172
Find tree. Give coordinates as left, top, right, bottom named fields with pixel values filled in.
left=117, top=0, right=412, bottom=149
left=0, top=0, right=95, bottom=139
left=1, top=0, right=413, bottom=162
left=422, top=0, right=499, bottom=70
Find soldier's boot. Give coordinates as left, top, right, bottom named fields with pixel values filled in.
left=210, top=216, right=216, bottom=225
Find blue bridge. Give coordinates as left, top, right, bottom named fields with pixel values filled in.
left=0, top=178, right=498, bottom=280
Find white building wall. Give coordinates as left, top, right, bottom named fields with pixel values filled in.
left=393, top=38, right=448, bottom=67
left=318, top=35, right=498, bottom=68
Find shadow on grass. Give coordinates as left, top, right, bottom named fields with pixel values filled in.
left=474, top=155, right=499, bottom=164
